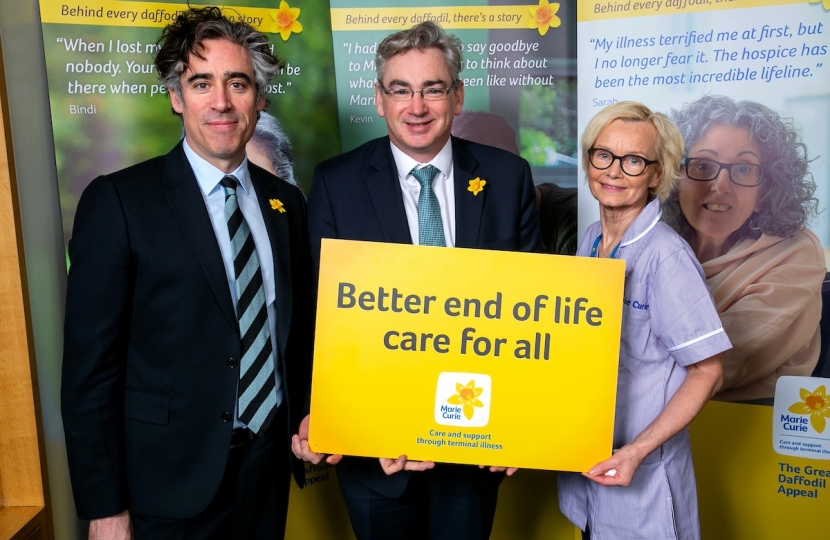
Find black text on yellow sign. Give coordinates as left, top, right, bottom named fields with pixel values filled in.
left=337, top=283, right=604, bottom=359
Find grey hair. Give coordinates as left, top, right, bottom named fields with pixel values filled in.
left=154, top=6, right=281, bottom=106
left=249, top=112, right=296, bottom=185
left=375, top=21, right=463, bottom=84
left=663, top=95, right=817, bottom=245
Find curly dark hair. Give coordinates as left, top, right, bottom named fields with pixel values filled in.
left=663, top=95, right=817, bottom=248
left=154, top=6, right=282, bottom=106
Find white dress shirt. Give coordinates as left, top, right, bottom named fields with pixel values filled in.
left=390, top=138, right=456, bottom=247
left=183, top=139, right=284, bottom=428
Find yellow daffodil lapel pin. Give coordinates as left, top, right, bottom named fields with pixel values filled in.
left=468, top=177, right=486, bottom=196
left=269, top=199, right=286, bottom=213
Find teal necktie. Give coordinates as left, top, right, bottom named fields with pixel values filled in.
left=411, top=165, right=446, bottom=247
left=220, top=175, right=277, bottom=436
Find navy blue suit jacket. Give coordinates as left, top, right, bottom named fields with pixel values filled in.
left=307, top=136, right=543, bottom=497
left=62, top=142, right=313, bottom=520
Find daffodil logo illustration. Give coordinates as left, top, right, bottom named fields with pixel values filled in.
left=270, top=198, right=286, bottom=213
left=447, top=380, right=484, bottom=420
left=808, top=0, right=830, bottom=11
left=270, top=1, right=302, bottom=41
left=528, top=0, right=561, bottom=36
left=468, top=178, right=486, bottom=196
left=788, top=385, right=830, bottom=433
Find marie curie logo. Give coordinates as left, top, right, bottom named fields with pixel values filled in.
left=773, top=376, right=830, bottom=459
left=434, top=372, right=491, bottom=428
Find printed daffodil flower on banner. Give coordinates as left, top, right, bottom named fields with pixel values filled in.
left=447, top=380, right=484, bottom=420
left=468, top=177, right=486, bottom=196
left=808, top=0, right=830, bottom=11
left=788, top=385, right=830, bottom=433
left=528, top=0, right=561, bottom=36
left=270, top=198, right=286, bottom=213
left=270, top=1, right=302, bottom=41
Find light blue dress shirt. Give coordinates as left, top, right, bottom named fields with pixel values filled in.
left=183, top=139, right=284, bottom=428
left=391, top=138, right=457, bottom=247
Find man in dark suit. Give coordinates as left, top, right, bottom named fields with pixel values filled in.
left=61, top=8, right=311, bottom=539
left=293, top=21, right=543, bottom=540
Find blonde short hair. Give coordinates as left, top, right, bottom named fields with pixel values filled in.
left=580, top=101, right=683, bottom=201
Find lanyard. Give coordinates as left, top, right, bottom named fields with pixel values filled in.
left=590, top=234, right=621, bottom=259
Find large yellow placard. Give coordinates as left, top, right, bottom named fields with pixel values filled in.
left=309, top=239, right=624, bottom=471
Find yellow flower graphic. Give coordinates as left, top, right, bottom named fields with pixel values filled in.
left=788, top=385, right=830, bottom=433
left=270, top=198, right=286, bottom=213
left=468, top=177, right=486, bottom=196
left=447, top=380, right=484, bottom=420
left=270, top=1, right=303, bottom=41
left=528, top=0, right=561, bottom=36
left=808, top=0, right=830, bottom=11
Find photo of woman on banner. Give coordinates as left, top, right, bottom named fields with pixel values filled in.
left=558, top=102, right=731, bottom=540
left=663, top=95, right=825, bottom=403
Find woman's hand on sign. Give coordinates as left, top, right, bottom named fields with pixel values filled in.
left=582, top=445, right=643, bottom=487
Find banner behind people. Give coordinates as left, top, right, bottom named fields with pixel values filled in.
left=329, top=0, right=578, bottom=185
left=578, top=1, right=830, bottom=536
left=39, top=0, right=340, bottom=246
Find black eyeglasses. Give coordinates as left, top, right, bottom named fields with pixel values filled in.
left=379, top=80, right=459, bottom=101
left=587, top=148, right=658, bottom=177
left=683, top=158, right=764, bottom=187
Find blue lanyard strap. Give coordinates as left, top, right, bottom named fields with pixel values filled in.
left=590, top=234, right=621, bottom=259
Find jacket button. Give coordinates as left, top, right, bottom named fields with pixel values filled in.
left=227, top=357, right=237, bottom=368
left=221, top=411, right=232, bottom=422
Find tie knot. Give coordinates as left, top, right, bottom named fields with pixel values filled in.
left=411, top=165, right=439, bottom=188
left=220, top=175, right=238, bottom=196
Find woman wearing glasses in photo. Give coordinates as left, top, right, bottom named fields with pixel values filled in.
left=663, top=95, right=824, bottom=402
left=558, top=101, right=731, bottom=540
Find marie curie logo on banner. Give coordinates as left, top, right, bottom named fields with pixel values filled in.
left=435, top=372, right=491, bottom=428
left=773, top=376, right=830, bottom=459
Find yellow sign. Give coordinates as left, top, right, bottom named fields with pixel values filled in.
left=309, top=239, right=624, bottom=472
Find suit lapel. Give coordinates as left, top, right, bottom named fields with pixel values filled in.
left=366, top=139, right=413, bottom=244
left=163, top=143, right=237, bottom=328
left=250, top=166, right=292, bottom=357
left=452, top=137, right=484, bottom=248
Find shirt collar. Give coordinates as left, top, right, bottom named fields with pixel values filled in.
left=183, top=137, right=253, bottom=197
left=619, top=197, right=662, bottom=248
left=390, top=137, right=453, bottom=180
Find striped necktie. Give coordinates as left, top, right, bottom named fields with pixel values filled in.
left=220, top=175, right=277, bottom=436
left=411, top=165, right=446, bottom=247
